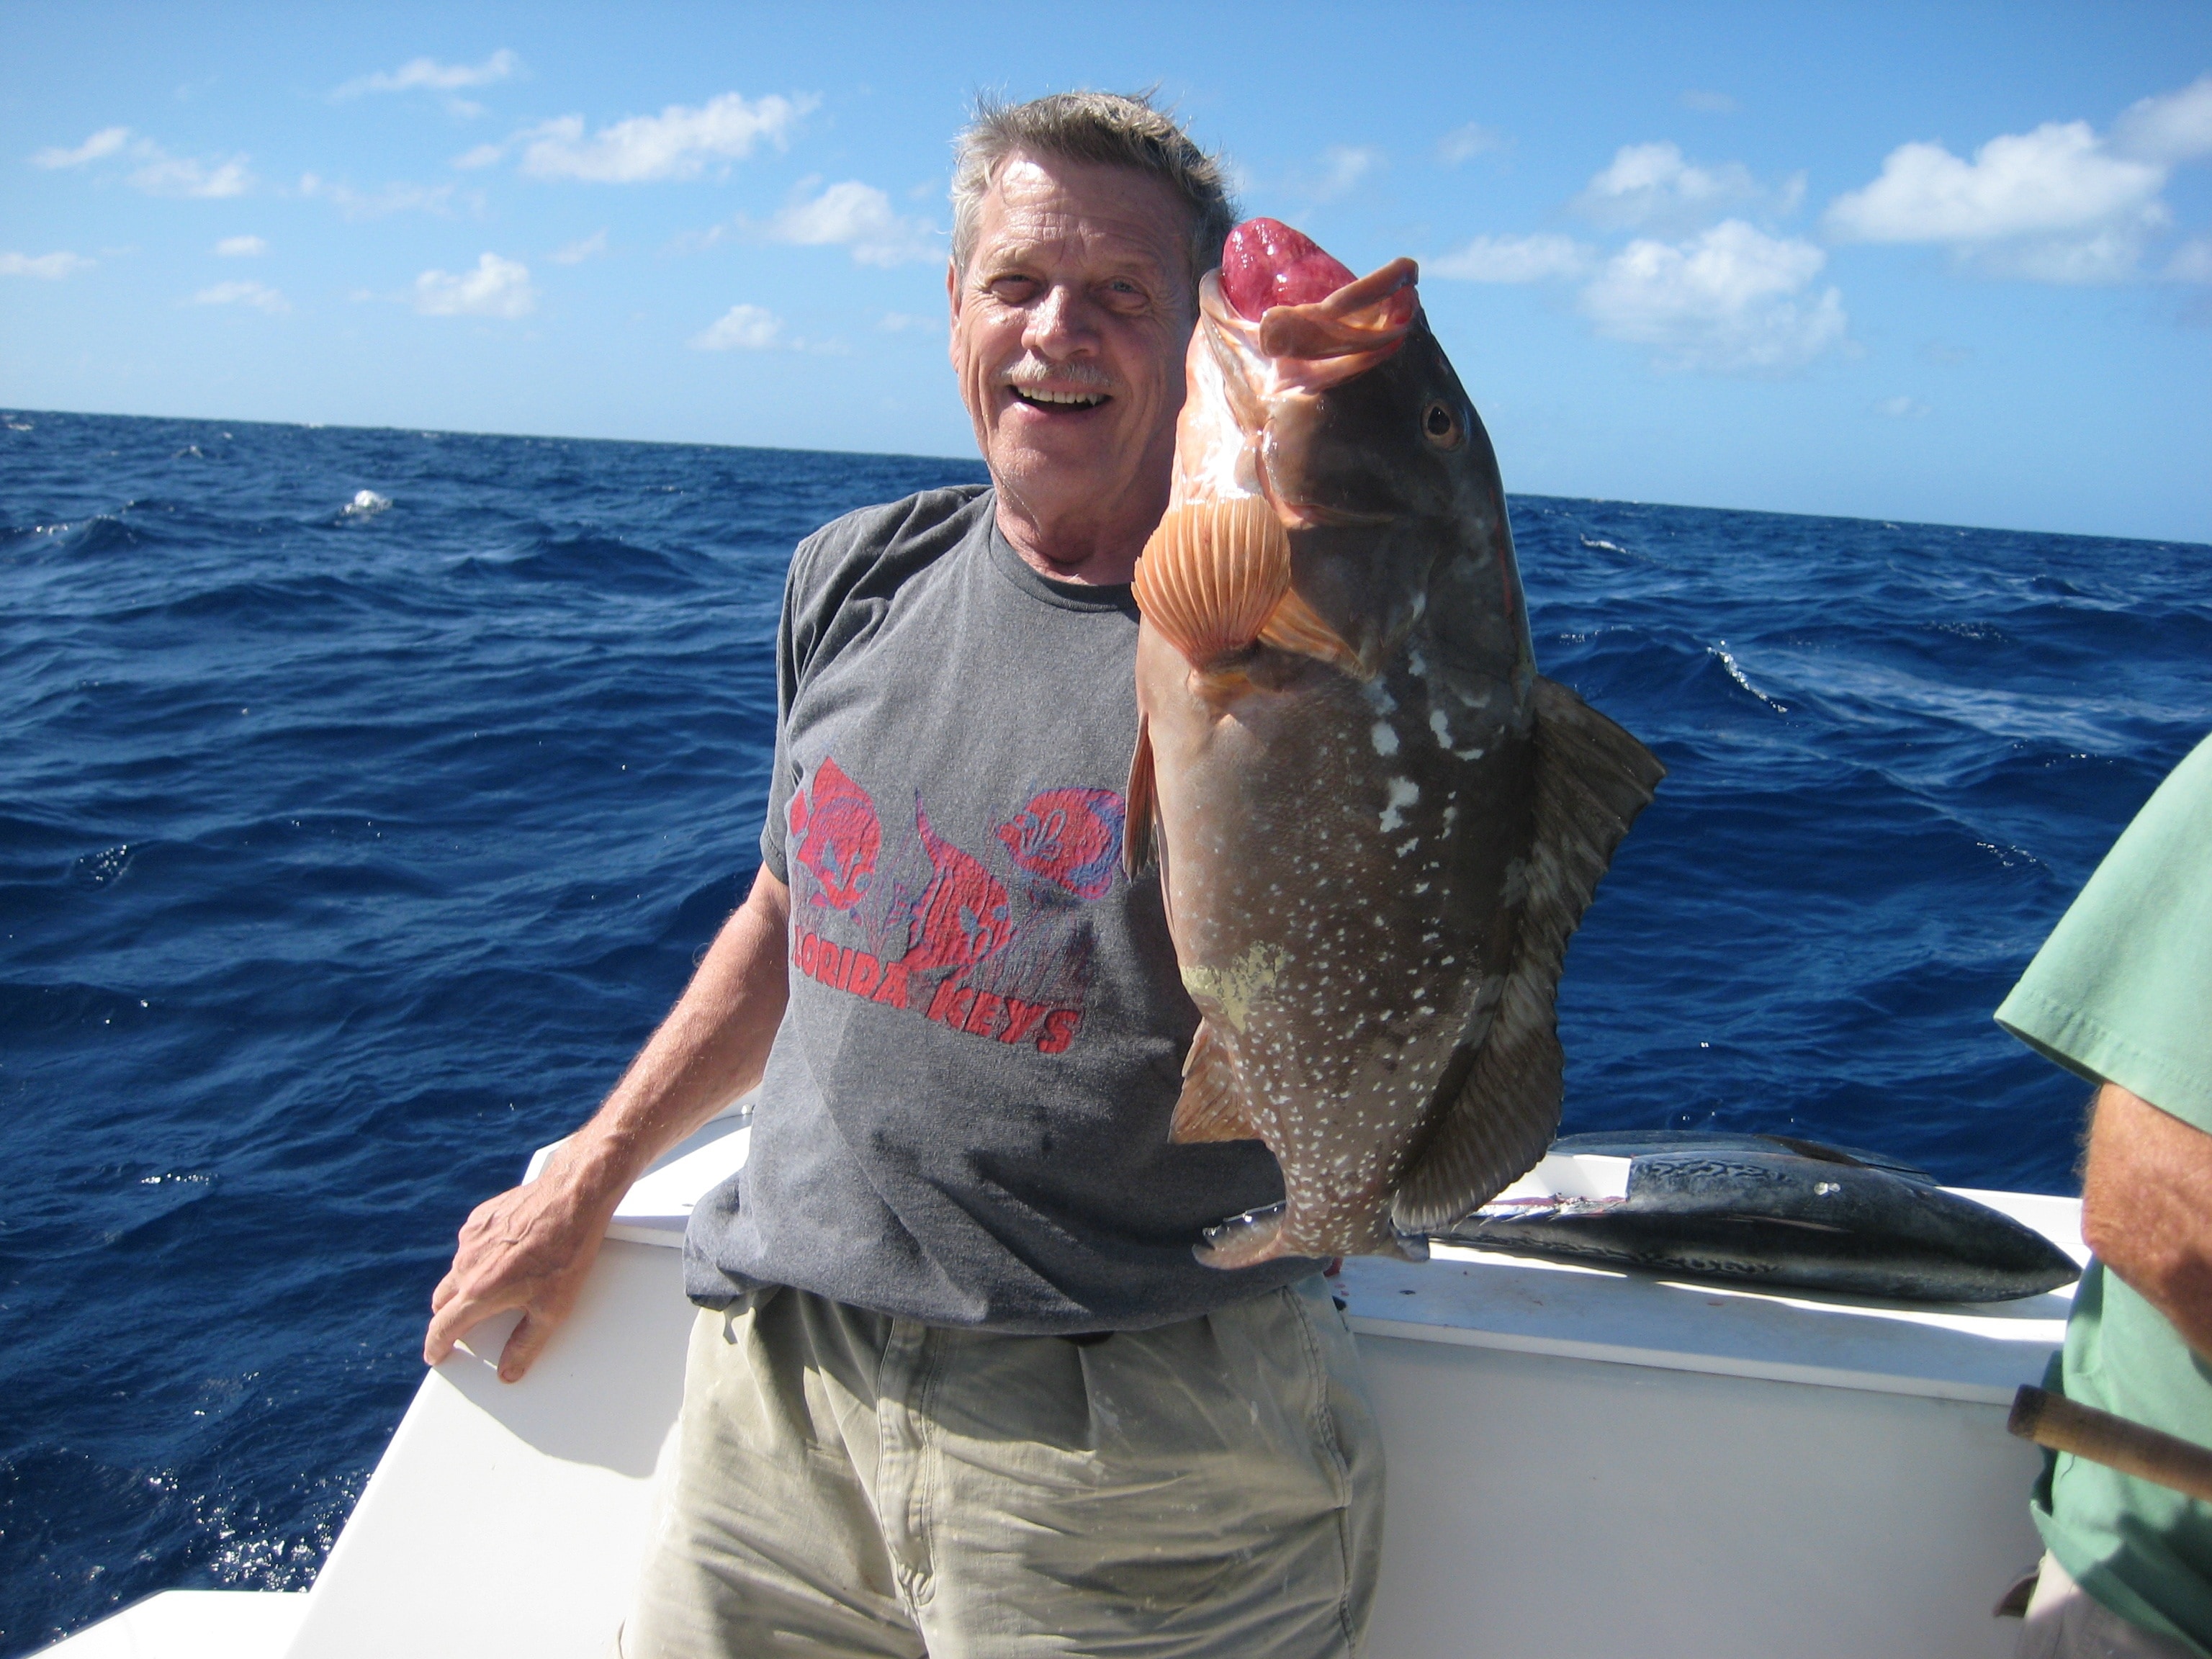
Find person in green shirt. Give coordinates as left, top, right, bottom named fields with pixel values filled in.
left=1997, top=732, right=2212, bottom=1659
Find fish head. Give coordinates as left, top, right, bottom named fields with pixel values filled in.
left=1172, top=218, right=1529, bottom=683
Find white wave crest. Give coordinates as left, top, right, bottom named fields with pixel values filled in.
left=1711, top=640, right=1788, bottom=711
left=342, top=489, right=392, bottom=518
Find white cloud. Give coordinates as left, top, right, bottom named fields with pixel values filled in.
left=765, top=180, right=938, bottom=266
left=1681, top=90, right=1740, bottom=115
left=1574, top=141, right=1794, bottom=232
left=32, top=126, right=131, bottom=168
left=550, top=228, right=608, bottom=264
left=336, top=50, right=518, bottom=99
left=1827, top=122, right=2163, bottom=244
left=1436, top=124, right=1507, bottom=166
left=1822, top=84, right=2212, bottom=284
left=130, top=146, right=253, bottom=199
left=1580, top=219, right=1848, bottom=373
left=298, top=173, right=456, bottom=218
left=33, top=127, right=251, bottom=197
left=876, top=311, right=942, bottom=333
left=517, top=91, right=815, bottom=183
left=192, top=279, right=288, bottom=315
left=1429, top=232, right=1592, bottom=282
left=215, top=234, right=267, bottom=257
left=2111, top=74, right=2212, bottom=166
left=1, top=250, right=94, bottom=278
left=2167, top=235, right=2212, bottom=284
left=691, top=304, right=784, bottom=350
left=1297, top=145, right=1384, bottom=203
left=413, top=253, right=535, bottom=318
left=1874, top=395, right=1930, bottom=418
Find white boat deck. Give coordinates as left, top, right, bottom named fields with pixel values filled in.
left=45, top=1114, right=2078, bottom=1658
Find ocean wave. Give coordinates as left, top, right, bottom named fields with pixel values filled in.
left=1, top=410, right=2205, bottom=1645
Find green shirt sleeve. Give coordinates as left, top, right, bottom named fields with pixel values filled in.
left=1995, top=734, right=2212, bottom=1133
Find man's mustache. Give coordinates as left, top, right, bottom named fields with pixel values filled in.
left=1001, top=360, right=1115, bottom=395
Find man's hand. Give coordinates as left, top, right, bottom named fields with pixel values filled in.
left=422, top=867, right=791, bottom=1382
left=2081, top=1081, right=2212, bottom=1362
left=423, top=1142, right=627, bottom=1381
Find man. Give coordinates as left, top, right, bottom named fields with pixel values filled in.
left=424, top=92, right=1383, bottom=1658
left=1998, top=734, right=2212, bottom=1659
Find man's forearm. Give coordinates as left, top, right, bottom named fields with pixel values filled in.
left=2081, top=1082, right=2212, bottom=1362
left=423, top=866, right=791, bottom=1376
left=556, top=866, right=792, bottom=1202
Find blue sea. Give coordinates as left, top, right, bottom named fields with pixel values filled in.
left=2, top=407, right=2207, bottom=1652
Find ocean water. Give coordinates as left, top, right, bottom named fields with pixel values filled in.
left=1, top=408, right=2207, bottom=1650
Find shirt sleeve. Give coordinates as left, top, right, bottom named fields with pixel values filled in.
left=757, top=536, right=819, bottom=886
left=1995, top=734, right=2212, bottom=1132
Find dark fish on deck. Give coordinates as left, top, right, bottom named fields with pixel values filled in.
left=1125, top=219, right=1665, bottom=1268
left=1445, top=1132, right=2081, bottom=1302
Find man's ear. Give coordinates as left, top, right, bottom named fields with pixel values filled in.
left=945, top=258, right=961, bottom=369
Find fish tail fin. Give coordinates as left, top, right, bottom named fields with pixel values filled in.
left=1132, top=498, right=1291, bottom=668
left=1391, top=677, right=1665, bottom=1235
left=1197, top=1200, right=1429, bottom=1270
left=1195, top=1202, right=1288, bottom=1269
left=1168, top=1020, right=1259, bottom=1143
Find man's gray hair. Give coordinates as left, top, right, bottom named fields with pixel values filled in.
left=950, top=91, right=1238, bottom=287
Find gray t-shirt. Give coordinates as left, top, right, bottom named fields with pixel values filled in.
left=685, top=485, right=1315, bottom=1331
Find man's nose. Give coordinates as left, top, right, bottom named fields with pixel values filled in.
left=1023, top=284, right=1098, bottom=359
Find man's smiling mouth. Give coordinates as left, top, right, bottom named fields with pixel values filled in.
left=1010, top=387, right=1110, bottom=410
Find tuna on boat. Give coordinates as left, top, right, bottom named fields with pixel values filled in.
left=1446, top=1130, right=2083, bottom=1302
left=1125, top=218, right=1665, bottom=1269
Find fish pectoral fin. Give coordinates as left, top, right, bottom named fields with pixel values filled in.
left=1124, top=712, right=1156, bottom=878
left=1169, top=1020, right=1261, bottom=1143
left=1256, top=585, right=1370, bottom=680
left=1132, top=498, right=1292, bottom=668
left=1392, top=676, right=1665, bottom=1234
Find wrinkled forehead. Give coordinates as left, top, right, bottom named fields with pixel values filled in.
left=970, top=153, right=1193, bottom=285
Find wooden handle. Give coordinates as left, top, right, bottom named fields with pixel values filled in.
left=2010, top=1385, right=2212, bottom=1503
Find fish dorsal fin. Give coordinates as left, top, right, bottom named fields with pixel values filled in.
left=1391, top=676, right=1665, bottom=1232
left=1133, top=497, right=1291, bottom=669
left=1256, top=584, right=1370, bottom=679
left=1756, top=1133, right=1867, bottom=1168
left=1169, top=1020, right=1261, bottom=1143
left=1124, top=711, right=1157, bottom=877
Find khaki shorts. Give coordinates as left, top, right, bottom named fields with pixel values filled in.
left=2017, top=1552, right=2203, bottom=1659
left=621, top=1276, right=1383, bottom=1658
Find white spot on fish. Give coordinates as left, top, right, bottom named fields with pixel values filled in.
left=1453, top=745, right=1487, bottom=761
left=1429, top=708, right=1452, bottom=746
left=1379, top=777, right=1421, bottom=835
left=1370, top=721, right=1400, bottom=757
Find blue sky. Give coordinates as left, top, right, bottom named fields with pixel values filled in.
left=4, top=1, right=2208, bottom=542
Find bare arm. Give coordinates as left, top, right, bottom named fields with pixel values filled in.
left=2080, top=1080, right=2212, bottom=1363
left=423, top=866, right=791, bottom=1380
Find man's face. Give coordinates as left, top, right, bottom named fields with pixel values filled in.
left=949, top=153, right=1197, bottom=571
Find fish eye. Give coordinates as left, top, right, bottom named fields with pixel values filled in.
left=1421, top=400, right=1462, bottom=449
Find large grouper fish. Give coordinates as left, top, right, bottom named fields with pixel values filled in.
left=1125, top=218, right=1665, bottom=1269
